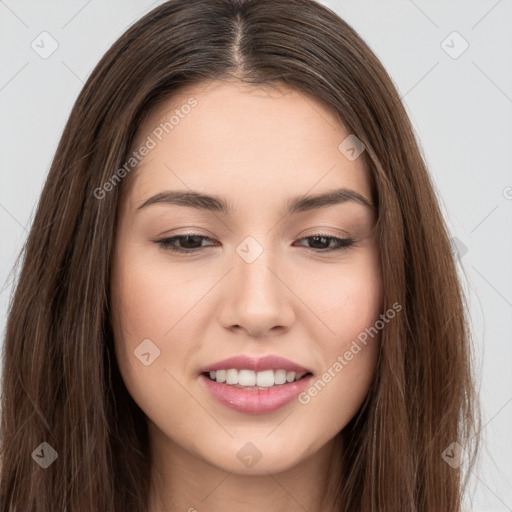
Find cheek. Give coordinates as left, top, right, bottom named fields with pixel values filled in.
left=109, top=245, right=203, bottom=418
left=301, top=251, right=382, bottom=420
left=111, top=241, right=205, bottom=349
left=315, top=248, right=383, bottom=348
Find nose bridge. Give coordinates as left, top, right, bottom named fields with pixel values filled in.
left=233, top=234, right=282, bottom=304
left=218, top=234, right=295, bottom=334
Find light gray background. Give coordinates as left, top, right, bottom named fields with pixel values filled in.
left=1, top=1, right=511, bottom=510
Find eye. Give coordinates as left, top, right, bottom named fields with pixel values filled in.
left=293, top=233, right=355, bottom=252
left=154, top=234, right=217, bottom=253
left=153, top=233, right=355, bottom=254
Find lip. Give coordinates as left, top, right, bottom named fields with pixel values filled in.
left=199, top=373, right=313, bottom=414
left=199, top=354, right=311, bottom=374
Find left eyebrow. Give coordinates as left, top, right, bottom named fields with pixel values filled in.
left=135, top=187, right=375, bottom=215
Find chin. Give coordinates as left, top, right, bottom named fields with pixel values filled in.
left=197, top=435, right=317, bottom=475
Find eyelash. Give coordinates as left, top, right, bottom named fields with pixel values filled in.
left=153, top=233, right=355, bottom=254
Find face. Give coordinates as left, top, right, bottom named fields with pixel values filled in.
left=110, top=79, right=383, bottom=476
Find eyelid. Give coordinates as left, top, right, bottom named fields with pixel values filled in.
left=295, top=225, right=353, bottom=239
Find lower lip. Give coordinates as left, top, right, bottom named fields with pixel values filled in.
left=199, top=373, right=313, bottom=414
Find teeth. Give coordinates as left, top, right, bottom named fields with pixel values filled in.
left=226, top=369, right=238, bottom=385
left=274, top=369, right=287, bottom=385
left=286, top=371, right=296, bottom=383
left=256, top=370, right=274, bottom=387
left=238, top=369, right=256, bottom=386
left=207, top=369, right=308, bottom=388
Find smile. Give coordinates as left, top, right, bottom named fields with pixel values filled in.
left=198, top=354, right=314, bottom=414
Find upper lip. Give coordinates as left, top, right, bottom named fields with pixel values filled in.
left=199, top=355, right=312, bottom=374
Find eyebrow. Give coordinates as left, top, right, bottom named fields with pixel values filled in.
left=136, top=187, right=375, bottom=215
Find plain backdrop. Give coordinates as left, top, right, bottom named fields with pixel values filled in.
left=1, top=1, right=511, bottom=510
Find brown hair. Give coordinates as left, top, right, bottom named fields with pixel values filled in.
left=0, top=0, right=480, bottom=510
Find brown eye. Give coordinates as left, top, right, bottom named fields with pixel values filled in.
left=294, top=234, right=355, bottom=252
left=154, top=234, right=216, bottom=253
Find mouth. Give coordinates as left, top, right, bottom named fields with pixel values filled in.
left=202, top=368, right=313, bottom=390
left=198, top=354, right=314, bottom=414
left=198, top=359, right=314, bottom=414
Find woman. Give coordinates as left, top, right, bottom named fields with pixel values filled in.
left=0, top=0, right=480, bottom=510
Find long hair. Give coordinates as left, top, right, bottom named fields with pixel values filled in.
left=0, top=0, right=480, bottom=510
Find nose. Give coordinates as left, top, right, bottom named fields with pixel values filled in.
left=217, top=240, right=295, bottom=338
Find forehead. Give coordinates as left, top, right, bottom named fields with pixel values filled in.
left=122, top=80, right=371, bottom=212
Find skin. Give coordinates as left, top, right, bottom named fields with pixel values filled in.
left=110, top=79, right=383, bottom=512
